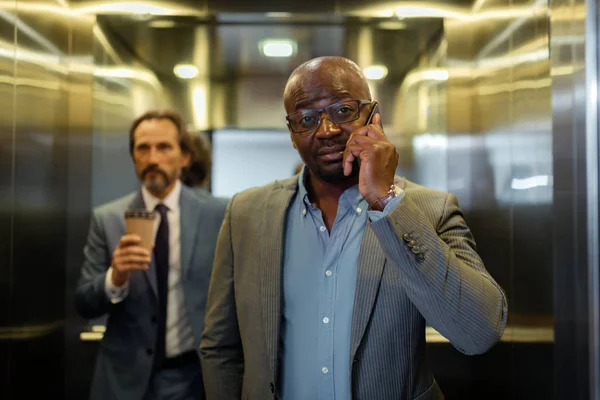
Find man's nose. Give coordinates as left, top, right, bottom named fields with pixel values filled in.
left=315, top=114, right=342, bottom=138
left=148, top=147, right=160, bottom=164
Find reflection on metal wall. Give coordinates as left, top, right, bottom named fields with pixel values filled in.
left=91, top=19, right=169, bottom=207
left=392, top=0, right=555, bottom=397
left=0, top=1, right=175, bottom=398
left=0, top=1, right=80, bottom=398
left=397, top=0, right=554, bottom=325
left=391, top=31, right=448, bottom=190
left=551, top=0, right=598, bottom=396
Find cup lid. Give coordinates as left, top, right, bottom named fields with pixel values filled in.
left=124, top=209, right=155, bottom=219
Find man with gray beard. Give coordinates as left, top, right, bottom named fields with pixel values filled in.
left=75, top=110, right=226, bottom=400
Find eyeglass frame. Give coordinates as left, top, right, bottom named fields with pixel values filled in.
left=285, top=99, right=375, bottom=134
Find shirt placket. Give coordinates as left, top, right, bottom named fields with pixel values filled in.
left=311, top=207, right=332, bottom=399
left=316, top=208, right=355, bottom=399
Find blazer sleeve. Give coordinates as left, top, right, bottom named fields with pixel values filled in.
left=370, top=193, right=508, bottom=355
left=200, top=197, right=244, bottom=400
left=74, top=210, right=112, bottom=319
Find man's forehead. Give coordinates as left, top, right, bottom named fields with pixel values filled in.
left=134, top=119, right=178, bottom=140
left=292, top=91, right=354, bottom=110
left=285, top=65, right=369, bottom=111
left=286, top=79, right=359, bottom=109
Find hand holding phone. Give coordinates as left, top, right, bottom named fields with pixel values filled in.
left=343, top=101, right=398, bottom=206
left=365, top=101, right=382, bottom=128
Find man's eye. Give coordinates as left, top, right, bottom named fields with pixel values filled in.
left=336, top=106, right=354, bottom=115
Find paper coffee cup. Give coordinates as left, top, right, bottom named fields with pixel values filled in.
left=124, top=210, right=156, bottom=251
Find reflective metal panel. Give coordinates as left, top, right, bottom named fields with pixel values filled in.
left=8, top=0, right=72, bottom=397
left=551, top=0, right=599, bottom=396
left=584, top=0, right=599, bottom=395
left=415, top=0, right=553, bottom=397
left=0, top=1, right=15, bottom=397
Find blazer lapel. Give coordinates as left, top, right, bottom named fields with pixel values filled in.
left=127, top=191, right=158, bottom=297
left=179, top=187, right=201, bottom=279
left=349, top=223, right=387, bottom=361
left=260, top=179, right=297, bottom=381
left=349, top=176, right=405, bottom=359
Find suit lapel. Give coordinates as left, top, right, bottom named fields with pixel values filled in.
left=260, top=179, right=296, bottom=381
left=349, top=176, right=405, bottom=359
left=179, top=187, right=201, bottom=279
left=127, top=192, right=158, bottom=297
left=350, top=224, right=387, bottom=359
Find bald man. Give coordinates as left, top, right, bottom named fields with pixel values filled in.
left=200, top=56, right=507, bottom=400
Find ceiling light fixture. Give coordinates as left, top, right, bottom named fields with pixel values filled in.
left=149, top=20, right=176, bottom=28
left=260, top=39, right=296, bottom=58
left=265, top=12, right=292, bottom=18
left=173, top=64, right=198, bottom=79
left=364, top=65, right=388, bottom=80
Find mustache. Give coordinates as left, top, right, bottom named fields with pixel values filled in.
left=316, top=138, right=348, bottom=151
left=141, top=165, right=168, bottom=180
left=319, top=138, right=347, bottom=147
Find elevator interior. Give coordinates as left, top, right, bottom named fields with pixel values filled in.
left=0, top=0, right=597, bottom=399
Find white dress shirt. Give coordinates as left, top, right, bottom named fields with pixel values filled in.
left=105, top=180, right=195, bottom=357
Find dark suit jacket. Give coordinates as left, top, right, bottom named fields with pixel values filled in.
left=75, top=184, right=226, bottom=400
left=200, top=176, right=507, bottom=400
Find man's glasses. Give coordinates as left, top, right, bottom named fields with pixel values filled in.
left=286, top=99, right=373, bottom=134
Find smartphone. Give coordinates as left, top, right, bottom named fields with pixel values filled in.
left=352, top=101, right=382, bottom=170
left=365, top=100, right=381, bottom=128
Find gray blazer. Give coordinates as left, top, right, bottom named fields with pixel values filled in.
left=200, top=176, right=508, bottom=400
left=75, top=184, right=226, bottom=400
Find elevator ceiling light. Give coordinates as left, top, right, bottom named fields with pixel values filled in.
left=174, top=64, right=198, bottom=79
left=378, top=21, right=407, bottom=30
left=265, top=12, right=292, bottom=18
left=260, top=39, right=296, bottom=58
left=149, top=20, right=176, bottom=28
left=364, top=65, right=388, bottom=80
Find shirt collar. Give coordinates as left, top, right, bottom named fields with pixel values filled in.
left=339, top=185, right=364, bottom=210
left=297, top=166, right=310, bottom=207
left=297, top=165, right=365, bottom=215
left=141, top=179, right=181, bottom=213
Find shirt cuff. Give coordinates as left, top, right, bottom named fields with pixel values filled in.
left=105, top=267, right=129, bottom=304
left=367, top=189, right=405, bottom=222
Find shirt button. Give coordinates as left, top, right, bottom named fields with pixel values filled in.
left=302, top=208, right=307, bottom=216
left=319, top=225, right=326, bottom=232
left=356, top=207, right=362, bottom=214
left=321, top=367, right=329, bottom=374
left=325, top=270, right=332, bottom=277
left=323, top=317, right=330, bottom=324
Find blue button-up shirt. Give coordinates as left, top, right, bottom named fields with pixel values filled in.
left=280, top=169, right=402, bottom=399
